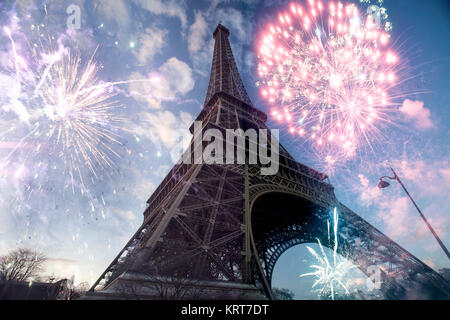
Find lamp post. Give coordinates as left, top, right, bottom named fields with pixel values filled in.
left=378, top=167, right=450, bottom=260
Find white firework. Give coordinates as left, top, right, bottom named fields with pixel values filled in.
left=300, top=208, right=357, bottom=300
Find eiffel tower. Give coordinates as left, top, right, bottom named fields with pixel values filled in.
left=84, top=24, right=450, bottom=300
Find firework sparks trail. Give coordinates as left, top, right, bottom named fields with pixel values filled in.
left=0, top=20, right=166, bottom=246
left=257, top=1, right=402, bottom=164
left=0, top=26, right=139, bottom=196
left=300, top=208, right=357, bottom=300
left=4, top=26, right=21, bottom=78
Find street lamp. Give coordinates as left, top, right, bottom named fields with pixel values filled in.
left=378, top=167, right=450, bottom=260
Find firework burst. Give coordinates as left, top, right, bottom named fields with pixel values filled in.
left=257, top=1, right=402, bottom=162
left=36, top=52, right=122, bottom=188
left=300, top=208, right=357, bottom=300
left=1, top=27, right=123, bottom=193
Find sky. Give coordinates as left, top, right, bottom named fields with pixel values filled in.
left=0, top=0, right=449, bottom=299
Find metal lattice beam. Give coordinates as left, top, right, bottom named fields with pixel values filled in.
left=87, top=24, right=450, bottom=300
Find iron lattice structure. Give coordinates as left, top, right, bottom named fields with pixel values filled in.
left=85, top=25, right=450, bottom=300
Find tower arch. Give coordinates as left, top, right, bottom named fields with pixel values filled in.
left=248, top=189, right=449, bottom=300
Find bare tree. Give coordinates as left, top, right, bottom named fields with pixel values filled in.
left=144, top=274, right=206, bottom=300
left=114, top=272, right=207, bottom=300
left=0, top=248, right=47, bottom=282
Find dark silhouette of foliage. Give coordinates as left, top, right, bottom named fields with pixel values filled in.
left=0, top=248, right=47, bottom=282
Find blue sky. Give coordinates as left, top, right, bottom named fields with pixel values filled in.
left=0, top=0, right=449, bottom=299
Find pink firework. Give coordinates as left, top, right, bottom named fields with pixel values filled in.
left=257, top=0, right=401, bottom=158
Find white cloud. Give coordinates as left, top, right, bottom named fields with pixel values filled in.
left=159, top=58, right=195, bottom=95
left=17, top=0, right=38, bottom=15
left=352, top=158, right=450, bottom=246
left=415, top=207, right=446, bottom=243
left=96, top=0, right=131, bottom=29
left=441, top=168, right=450, bottom=187
left=154, top=165, right=172, bottom=178
left=187, top=11, right=213, bottom=76
left=135, top=110, right=193, bottom=150
left=377, top=197, right=413, bottom=239
left=131, top=177, right=156, bottom=203
left=216, top=8, right=248, bottom=43
left=356, top=174, right=382, bottom=206
left=129, top=57, right=195, bottom=109
left=188, top=12, right=209, bottom=55
left=0, top=73, right=30, bottom=123
left=113, top=208, right=137, bottom=222
left=57, top=28, right=97, bottom=53
left=42, top=258, right=82, bottom=284
left=135, top=27, right=169, bottom=65
left=186, top=5, right=254, bottom=77
left=377, top=195, right=447, bottom=245
left=133, top=0, right=188, bottom=29
left=393, top=159, right=450, bottom=196
left=399, top=99, right=434, bottom=130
